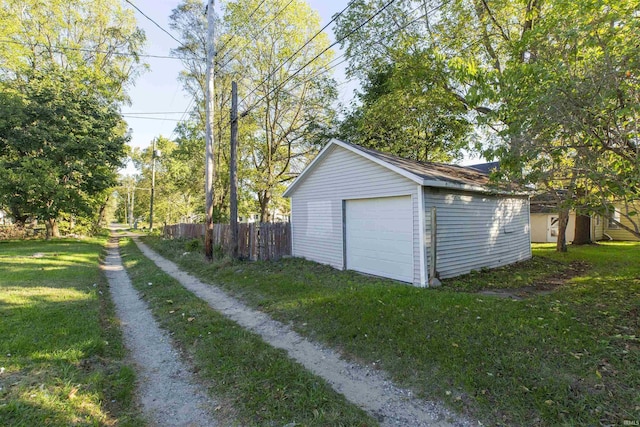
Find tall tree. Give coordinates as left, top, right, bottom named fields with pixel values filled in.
left=335, top=0, right=640, bottom=249
left=0, top=0, right=145, bottom=236
left=170, top=0, right=336, bottom=223
left=226, top=0, right=337, bottom=222
left=0, top=0, right=145, bottom=100
left=0, top=71, right=129, bottom=238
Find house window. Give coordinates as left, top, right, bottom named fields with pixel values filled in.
left=608, top=209, right=621, bottom=229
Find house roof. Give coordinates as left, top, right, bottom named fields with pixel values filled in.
left=529, top=191, right=567, bottom=214
left=283, top=139, right=524, bottom=197
left=467, top=161, right=500, bottom=174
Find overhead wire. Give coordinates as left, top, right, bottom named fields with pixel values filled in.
left=124, top=0, right=185, bottom=48
left=214, top=0, right=269, bottom=58
left=283, top=1, right=435, bottom=93
left=0, top=39, right=180, bottom=60
left=124, top=0, right=205, bottom=60
left=124, top=0, right=446, bottom=134
left=223, top=0, right=357, bottom=92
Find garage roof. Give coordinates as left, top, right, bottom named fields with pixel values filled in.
left=284, top=139, right=522, bottom=197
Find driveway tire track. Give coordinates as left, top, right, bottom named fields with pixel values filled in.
left=133, top=237, right=475, bottom=427
left=102, top=235, right=220, bottom=427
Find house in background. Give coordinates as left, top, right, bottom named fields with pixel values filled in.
left=0, top=209, right=12, bottom=225
left=283, top=139, right=531, bottom=287
left=529, top=193, right=640, bottom=243
left=602, top=203, right=640, bottom=241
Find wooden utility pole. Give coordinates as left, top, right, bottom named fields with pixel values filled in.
left=230, top=81, right=239, bottom=258
left=204, top=0, right=216, bottom=260
left=149, top=139, right=156, bottom=231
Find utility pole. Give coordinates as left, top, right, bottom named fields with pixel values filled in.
left=149, top=139, right=156, bottom=231
left=204, top=0, right=216, bottom=260
left=230, top=81, right=239, bottom=258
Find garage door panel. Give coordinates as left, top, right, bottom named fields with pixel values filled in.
left=346, top=196, right=413, bottom=283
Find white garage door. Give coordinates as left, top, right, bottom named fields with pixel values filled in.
left=345, top=196, right=414, bottom=283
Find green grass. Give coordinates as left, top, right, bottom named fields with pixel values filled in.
left=0, top=238, right=143, bottom=426
left=118, top=238, right=375, bottom=426
left=143, top=237, right=640, bottom=426
left=442, top=254, right=572, bottom=291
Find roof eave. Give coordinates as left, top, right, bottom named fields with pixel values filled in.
left=421, top=179, right=529, bottom=196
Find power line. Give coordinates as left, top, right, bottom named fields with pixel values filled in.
left=121, top=115, right=183, bottom=121
left=124, top=0, right=185, bottom=48
left=230, top=0, right=357, bottom=96
left=239, top=0, right=448, bottom=118
left=240, top=0, right=399, bottom=116
left=0, top=39, right=180, bottom=60
left=120, top=111, right=193, bottom=115
left=124, top=0, right=204, bottom=61
left=169, top=96, right=197, bottom=140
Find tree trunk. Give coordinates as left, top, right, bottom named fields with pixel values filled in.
left=259, top=190, right=272, bottom=223
left=573, top=214, right=591, bottom=245
left=556, top=209, right=569, bottom=252
left=94, top=195, right=110, bottom=231
left=45, top=218, right=60, bottom=239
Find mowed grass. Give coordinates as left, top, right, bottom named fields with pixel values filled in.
left=118, top=238, right=375, bottom=426
left=144, top=236, right=640, bottom=426
left=0, top=238, right=142, bottom=426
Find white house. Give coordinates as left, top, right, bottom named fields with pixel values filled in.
left=283, top=139, right=531, bottom=287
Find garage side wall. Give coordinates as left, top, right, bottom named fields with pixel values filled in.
left=425, top=188, right=531, bottom=278
left=289, top=146, right=421, bottom=283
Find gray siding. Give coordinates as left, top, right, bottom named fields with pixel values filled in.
left=425, top=188, right=531, bottom=279
left=289, top=145, right=422, bottom=284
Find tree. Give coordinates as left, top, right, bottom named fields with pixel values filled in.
left=338, top=52, right=472, bottom=162
left=0, top=71, right=129, bottom=238
left=335, top=0, right=640, bottom=249
left=170, top=0, right=336, bottom=223
left=0, top=0, right=145, bottom=101
left=489, top=0, right=640, bottom=243
left=0, top=0, right=145, bottom=237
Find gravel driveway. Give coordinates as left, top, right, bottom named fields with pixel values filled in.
left=133, top=237, right=475, bottom=427
left=102, top=234, right=220, bottom=427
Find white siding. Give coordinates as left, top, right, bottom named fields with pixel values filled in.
left=530, top=212, right=576, bottom=243
left=425, top=188, right=531, bottom=279
left=289, top=145, right=422, bottom=284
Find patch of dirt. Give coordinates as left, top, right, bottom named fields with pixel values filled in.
left=478, top=261, right=590, bottom=300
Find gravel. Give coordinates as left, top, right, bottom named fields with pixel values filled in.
left=102, top=236, right=220, bottom=427
left=134, top=238, right=477, bottom=427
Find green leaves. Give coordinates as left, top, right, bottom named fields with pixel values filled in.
left=0, top=71, right=128, bottom=224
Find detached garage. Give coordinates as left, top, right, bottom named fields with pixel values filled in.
left=283, top=139, right=531, bottom=287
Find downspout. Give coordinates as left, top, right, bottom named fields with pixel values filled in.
left=429, top=206, right=441, bottom=287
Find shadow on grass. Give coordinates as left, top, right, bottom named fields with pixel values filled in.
left=0, top=239, right=143, bottom=426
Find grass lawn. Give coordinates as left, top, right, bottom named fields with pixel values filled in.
left=118, top=238, right=375, bottom=426
left=144, top=236, right=640, bottom=426
left=0, top=238, right=143, bottom=426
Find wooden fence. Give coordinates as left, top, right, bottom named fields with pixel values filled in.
left=162, top=222, right=291, bottom=261
left=162, top=223, right=206, bottom=239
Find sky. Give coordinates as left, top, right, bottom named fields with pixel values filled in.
left=121, top=0, right=353, bottom=158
